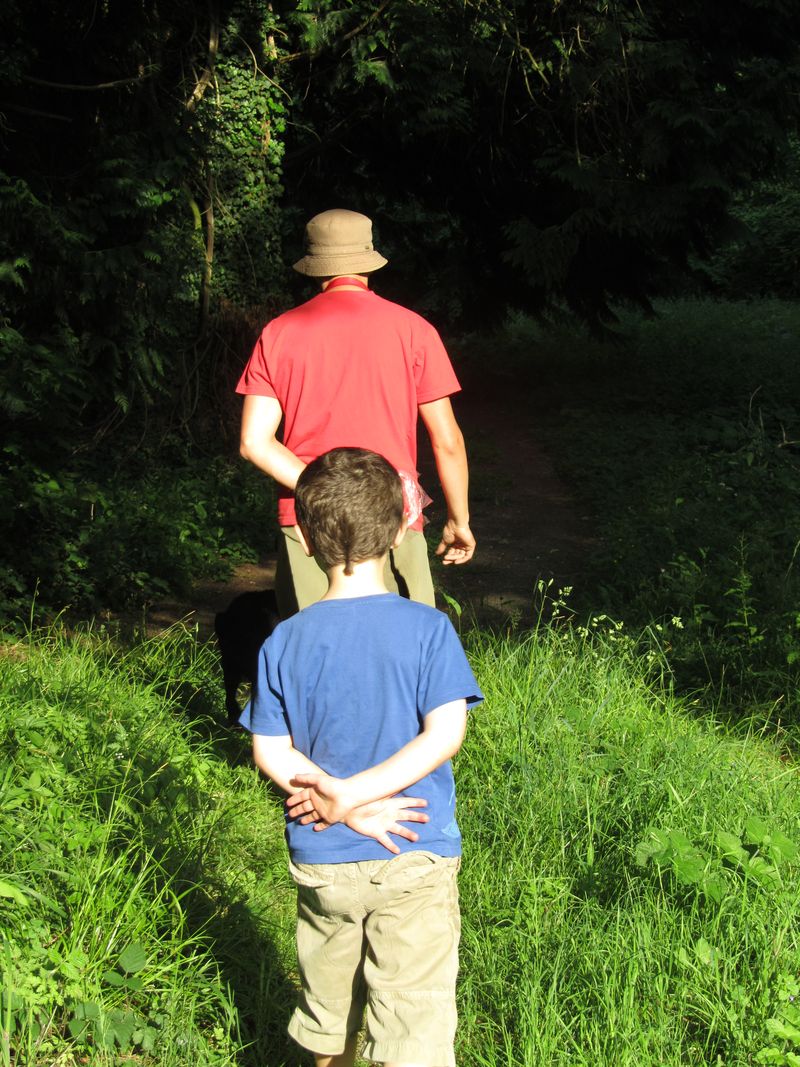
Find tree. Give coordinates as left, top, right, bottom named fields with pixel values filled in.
left=276, top=0, right=800, bottom=324
left=0, top=0, right=288, bottom=612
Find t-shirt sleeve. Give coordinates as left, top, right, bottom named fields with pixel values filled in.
left=414, top=320, right=461, bottom=405
left=417, top=614, right=484, bottom=715
left=235, top=327, right=279, bottom=398
left=237, top=631, right=291, bottom=736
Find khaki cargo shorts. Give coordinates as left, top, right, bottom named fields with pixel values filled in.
left=276, top=525, right=436, bottom=616
left=287, top=851, right=461, bottom=1066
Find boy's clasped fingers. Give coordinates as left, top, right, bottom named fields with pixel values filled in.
left=286, top=772, right=355, bottom=825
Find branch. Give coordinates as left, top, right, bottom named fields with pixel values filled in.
left=21, top=73, right=152, bottom=91
left=187, top=2, right=219, bottom=112
left=341, top=0, right=393, bottom=43
left=198, top=167, right=215, bottom=339
left=1, top=102, right=72, bottom=122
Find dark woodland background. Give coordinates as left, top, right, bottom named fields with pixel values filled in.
left=2, top=0, right=800, bottom=720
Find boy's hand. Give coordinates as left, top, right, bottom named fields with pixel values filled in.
left=286, top=772, right=358, bottom=826
left=287, top=778, right=429, bottom=854
left=343, top=797, right=429, bottom=854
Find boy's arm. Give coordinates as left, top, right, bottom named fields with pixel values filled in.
left=418, top=397, right=476, bottom=564
left=251, top=732, right=324, bottom=793
left=286, top=698, right=468, bottom=827
left=251, top=734, right=428, bottom=854
left=239, top=394, right=306, bottom=491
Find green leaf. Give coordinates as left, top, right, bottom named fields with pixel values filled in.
left=700, top=874, right=726, bottom=903
left=117, top=943, right=147, bottom=974
left=766, top=1017, right=800, bottom=1043
left=133, top=1024, right=159, bottom=1053
left=72, top=1001, right=101, bottom=1021
left=673, top=854, right=705, bottom=885
left=440, top=591, right=462, bottom=619
left=748, top=855, right=781, bottom=888
left=694, top=937, right=722, bottom=968
left=745, top=816, right=770, bottom=845
left=768, top=830, right=799, bottom=864
left=717, top=830, right=748, bottom=864
left=68, top=1016, right=91, bottom=1041
left=635, top=827, right=672, bottom=866
left=667, top=828, right=694, bottom=853
left=0, top=880, right=30, bottom=906
left=109, top=1008, right=137, bottom=1049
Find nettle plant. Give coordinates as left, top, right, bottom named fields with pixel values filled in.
left=636, top=816, right=800, bottom=1059
left=67, top=944, right=158, bottom=1055
left=758, top=972, right=800, bottom=1066
left=636, top=815, right=799, bottom=903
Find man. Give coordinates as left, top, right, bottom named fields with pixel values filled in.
left=237, top=208, right=475, bottom=616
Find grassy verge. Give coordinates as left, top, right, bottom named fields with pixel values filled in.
left=3, top=619, right=799, bottom=1065
left=459, top=622, right=800, bottom=1066
left=0, top=624, right=295, bottom=1066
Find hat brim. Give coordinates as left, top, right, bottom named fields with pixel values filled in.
left=292, top=249, right=388, bottom=276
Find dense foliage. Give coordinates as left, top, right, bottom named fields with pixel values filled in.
left=1, top=1, right=284, bottom=615
left=279, top=0, right=800, bottom=323
left=1, top=0, right=799, bottom=616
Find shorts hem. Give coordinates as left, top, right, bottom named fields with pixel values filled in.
left=288, top=1016, right=355, bottom=1057
left=361, top=1038, right=455, bottom=1067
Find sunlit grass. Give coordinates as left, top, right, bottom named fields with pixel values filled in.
left=457, top=624, right=800, bottom=1066
left=2, top=617, right=799, bottom=1065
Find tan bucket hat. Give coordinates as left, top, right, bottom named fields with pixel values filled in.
left=292, top=208, right=388, bottom=276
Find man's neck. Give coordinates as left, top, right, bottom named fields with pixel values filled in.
left=322, top=554, right=389, bottom=600
left=321, top=274, right=369, bottom=292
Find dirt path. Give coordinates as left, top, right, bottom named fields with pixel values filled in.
left=146, top=386, right=594, bottom=636
left=423, top=387, right=595, bottom=626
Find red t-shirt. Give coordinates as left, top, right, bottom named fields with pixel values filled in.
left=236, top=288, right=460, bottom=529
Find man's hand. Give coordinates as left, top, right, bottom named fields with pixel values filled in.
left=436, top=519, right=476, bottom=565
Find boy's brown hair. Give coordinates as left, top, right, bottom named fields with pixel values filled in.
left=295, top=447, right=404, bottom=575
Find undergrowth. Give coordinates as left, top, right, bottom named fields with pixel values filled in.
left=0, top=443, right=276, bottom=622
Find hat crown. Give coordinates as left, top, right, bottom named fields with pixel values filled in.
left=305, top=209, right=374, bottom=254
left=293, top=208, right=388, bottom=276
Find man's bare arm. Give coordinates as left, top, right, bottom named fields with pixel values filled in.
left=239, top=394, right=306, bottom=490
left=418, top=397, right=476, bottom=564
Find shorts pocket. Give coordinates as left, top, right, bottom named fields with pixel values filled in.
left=288, top=860, right=336, bottom=890
left=369, top=851, right=459, bottom=887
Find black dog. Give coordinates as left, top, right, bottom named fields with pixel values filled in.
left=214, top=589, right=281, bottom=725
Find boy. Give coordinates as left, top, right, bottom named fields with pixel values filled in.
left=239, top=447, right=483, bottom=1067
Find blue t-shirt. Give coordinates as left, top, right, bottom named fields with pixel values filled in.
left=240, top=593, right=483, bottom=863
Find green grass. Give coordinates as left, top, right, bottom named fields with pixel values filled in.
left=0, top=624, right=296, bottom=1066
left=458, top=623, right=800, bottom=1065
left=2, top=618, right=799, bottom=1065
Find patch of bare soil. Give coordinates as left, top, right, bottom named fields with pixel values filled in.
left=145, top=383, right=594, bottom=636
